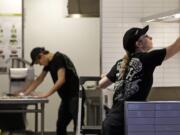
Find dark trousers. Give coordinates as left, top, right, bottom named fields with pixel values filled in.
left=56, top=97, right=78, bottom=135
left=102, top=102, right=124, bottom=135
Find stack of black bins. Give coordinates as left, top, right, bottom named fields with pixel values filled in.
left=0, top=104, right=26, bottom=132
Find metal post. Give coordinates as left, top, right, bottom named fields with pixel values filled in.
left=41, top=103, right=45, bottom=135
left=35, top=104, right=38, bottom=135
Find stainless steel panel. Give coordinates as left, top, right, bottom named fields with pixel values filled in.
left=156, top=132, right=180, bottom=135
left=127, top=118, right=154, bottom=124
left=127, top=103, right=155, bottom=110
left=156, top=125, right=180, bottom=131
left=128, top=125, right=155, bottom=131
left=155, top=118, right=180, bottom=124
left=127, top=111, right=155, bottom=117
left=156, top=104, right=180, bottom=110
left=156, top=111, right=180, bottom=117
left=128, top=132, right=155, bottom=135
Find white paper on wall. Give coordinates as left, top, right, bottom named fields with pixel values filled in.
left=0, top=0, right=22, bottom=73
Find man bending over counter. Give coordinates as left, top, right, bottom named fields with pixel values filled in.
left=17, top=47, right=79, bottom=135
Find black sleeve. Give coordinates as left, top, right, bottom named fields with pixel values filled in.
left=54, top=57, right=66, bottom=69
left=43, top=66, right=49, bottom=71
left=106, top=61, right=119, bottom=83
left=43, top=53, right=65, bottom=72
left=141, top=48, right=166, bottom=67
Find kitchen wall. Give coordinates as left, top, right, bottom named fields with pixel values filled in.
left=24, top=0, right=100, bottom=132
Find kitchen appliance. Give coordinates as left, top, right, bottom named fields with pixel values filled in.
left=76, top=76, right=101, bottom=135
left=8, top=57, right=34, bottom=94
left=9, top=67, right=34, bottom=94
left=0, top=57, right=35, bottom=132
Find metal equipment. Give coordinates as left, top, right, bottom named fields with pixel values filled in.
left=8, top=57, right=34, bottom=94
left=76, top=76, right=101, bottom=135
left=0, top=57, right=35, bottom=132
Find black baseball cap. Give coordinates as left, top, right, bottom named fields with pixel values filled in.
left=30, top=47, right=45, bottom=65
left=123, top=25, right=149, bottom=53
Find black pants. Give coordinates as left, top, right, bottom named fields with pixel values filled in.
left=56, top=97, right=78, bottom=135
left=102, top=102, right=124, bottom=135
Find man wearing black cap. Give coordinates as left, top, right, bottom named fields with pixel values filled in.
left=98, top=25, right=180, bottom=135
left=18, top=47, right=79, bottom=135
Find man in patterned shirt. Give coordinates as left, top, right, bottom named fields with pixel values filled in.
left=98, top=25, right=180, bottom=135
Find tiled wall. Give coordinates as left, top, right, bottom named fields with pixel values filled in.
left=102, top=0, right=180, bottom=87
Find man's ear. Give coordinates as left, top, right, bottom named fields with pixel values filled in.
left=135, top=41, right=142, bottom=49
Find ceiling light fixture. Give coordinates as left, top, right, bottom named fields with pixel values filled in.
left=141, top=8, right=180, bottom=23
left=67, top=0, right=99, bottom=18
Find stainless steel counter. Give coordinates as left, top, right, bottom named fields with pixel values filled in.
left=0, top=96, right=49, bottom=135
left=125, top=101, right=180, bottom=135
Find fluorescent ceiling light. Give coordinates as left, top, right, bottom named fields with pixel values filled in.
left=174, top=13, right=180, bottom=18
left=141, top=8, right=180, bottom=23
left=66, top=0, right=99, bottom=18
left=66, top=13, right=99, bottom=18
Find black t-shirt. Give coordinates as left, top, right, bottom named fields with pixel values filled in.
left=43, top=52, right=79, bottom=99
left=107, top=48, right=166, bottom=103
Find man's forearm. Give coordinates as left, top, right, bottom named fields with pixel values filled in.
left=23, top=79, right=41, bottom=95
left=45, top=79, right=64, bottom=97
left=98, top=76, right=112, bottom=89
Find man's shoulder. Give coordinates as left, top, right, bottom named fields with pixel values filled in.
left=53, top=52, right=64, bottom=59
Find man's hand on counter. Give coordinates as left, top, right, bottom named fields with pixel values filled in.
left=19, top=92, right=25, bottom=96
left=5, top=91, right=46, bottom=99
left=34, top=92, right=49, bottom=98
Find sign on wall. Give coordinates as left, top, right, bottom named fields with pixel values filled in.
left=0, top=0, right=22, bottom=73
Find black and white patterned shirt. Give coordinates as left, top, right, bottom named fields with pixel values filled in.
left=107, top=48, right=166, bottom=103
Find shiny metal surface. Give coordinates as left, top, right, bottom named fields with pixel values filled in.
left=0, top=96, right=48, bottom=104
left=0, top=96, right=49, bottom=135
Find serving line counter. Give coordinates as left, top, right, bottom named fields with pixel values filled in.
left=125, top=101, right=180, bottom=135
left=0, top=95, right=49, bottom=135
